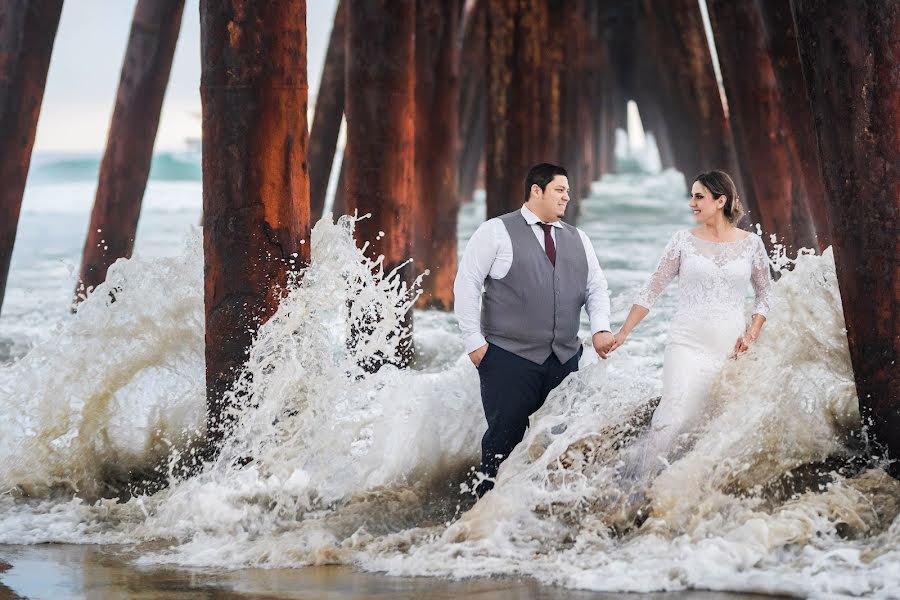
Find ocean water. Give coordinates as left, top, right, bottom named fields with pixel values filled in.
left=1, top=152, right=897, bottom=598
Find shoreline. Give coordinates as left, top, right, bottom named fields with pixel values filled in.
left=0, top=544, right=786, bottom=600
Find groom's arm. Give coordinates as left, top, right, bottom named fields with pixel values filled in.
left=453, top=220, right=502, bottom=355
left=579, top=230, right=611, bottom=335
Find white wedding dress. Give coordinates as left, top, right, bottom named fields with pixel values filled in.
left=625, top=229, right=773, bottom=479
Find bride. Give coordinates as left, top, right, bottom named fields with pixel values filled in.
left=611, top=170, right=774, bottom=479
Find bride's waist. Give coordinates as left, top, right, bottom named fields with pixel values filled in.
left=667, top=311, right=745, bottom=354
left=670, top=308, right=746, bottom=334
left=674, top=304, right=746, bottom=322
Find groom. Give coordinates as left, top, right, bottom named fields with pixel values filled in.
left=453, top=163, right=614, bottom=497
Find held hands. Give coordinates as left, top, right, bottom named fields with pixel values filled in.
left=592, top=331, right=616, bottom=359
left=468, top=343, right=489, bottom=367
left=473, top=332, right=627, bottom=364
left=609, top=330, right=628, bottom=353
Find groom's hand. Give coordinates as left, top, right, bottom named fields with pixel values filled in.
left=469, top=343, right=489, bottom=367
left=592, top=331, right=615, bottom=359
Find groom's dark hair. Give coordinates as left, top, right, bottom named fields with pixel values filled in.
left=524, top=163, right=568, bottom=202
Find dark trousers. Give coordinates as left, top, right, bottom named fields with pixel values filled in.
left=475, top=343, right=582, bottom=496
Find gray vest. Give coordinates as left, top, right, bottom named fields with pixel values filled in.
left=481, top=211, right=588, bottom=364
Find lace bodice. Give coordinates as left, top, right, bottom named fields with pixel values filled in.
left=635, top=229, right=773, bottom=320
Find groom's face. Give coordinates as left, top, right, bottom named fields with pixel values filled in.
left=531, top=175, right=570, bottom=221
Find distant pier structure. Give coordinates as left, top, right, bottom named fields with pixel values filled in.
left=0, top=1, right=897, bottom=471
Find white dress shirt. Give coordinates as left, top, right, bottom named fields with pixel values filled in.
left=454, top=205, right=612, bottom=353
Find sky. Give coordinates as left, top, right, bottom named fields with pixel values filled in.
left=33, top=0, right=339, bottom=153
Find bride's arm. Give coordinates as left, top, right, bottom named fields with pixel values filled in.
left=611, top=233, right=682, bottom=351
left=610, top=304, right=650, bottom=351
left=734, top=236, right=773, bottom=355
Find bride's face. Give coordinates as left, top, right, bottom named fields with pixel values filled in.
left=689, top=181, right=725, bottom=224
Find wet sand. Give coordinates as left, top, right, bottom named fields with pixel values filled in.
left=0, top=544, right=787, bottom=600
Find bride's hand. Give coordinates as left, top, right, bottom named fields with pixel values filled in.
left=731, top=329, right=758, bottom=358
left=609, top=330, right=628, bottom=353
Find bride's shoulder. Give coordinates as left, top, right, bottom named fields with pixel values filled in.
left=742, top=230, right=763, bottom=244
left=660, top=229, right=690, bottom=253
left=671, top=228, right=692, bottom=242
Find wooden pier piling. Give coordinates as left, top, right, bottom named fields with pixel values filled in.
left=755, top=0, right=831, bottom=250
left=200, top=0, right=310, bottom=448
left=414, top=0, right=462, bottom=310
left=75, top=0, right=186, bottom=302
left=458, top=0, right=487, bottom=205
left=485, top=0, right=553, bottom=219
left=708, top=0, right=818, bottom=251
left=345, top=0, right=417, bottom=364
left=792, top=0, right=900, bottom=477
left=0, top=0, right=63, bottom=316
left=638, top=0, right=739, bottom=194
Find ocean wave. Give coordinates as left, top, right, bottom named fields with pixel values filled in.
left=27, top=152, right=201, bottom=185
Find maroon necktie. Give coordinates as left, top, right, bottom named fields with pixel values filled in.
left=539, top=223, right=556, bottom=266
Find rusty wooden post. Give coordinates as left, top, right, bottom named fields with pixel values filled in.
left=75, top=0, right=185, bottom=303
left=309, top=0, right=345, bottom=224
left=792, top=0, right=900, bottom=476
left=707, top=0, right=817, bottom=252
left=345, top=0, right=416, bottom=364
left=345, top=0, right=415, bottom=267
left=558, top=0, right=590, bottom=223
left=0, top=0, right=63, bottom=316
left=414, top=0, right=462, bottom=310
left=485, top=0, right=553, bottom=219
left=586, top=2, right=607, bottom=178
left=602, top=1, right=637, bottom=175
left=541, top=2, right=563, bottom=168
left=200, top=0, right=310, bottom=448
left=755, top=0, right=830, bottom=250
left=458, top=0, right=487, bottom=205
left=637, top=0, right=739, bottom=190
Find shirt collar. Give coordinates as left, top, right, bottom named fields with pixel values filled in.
left=520, top=204, right=564, bottom=228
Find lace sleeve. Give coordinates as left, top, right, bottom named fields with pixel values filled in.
left=635, top=232, right=682, bottom=309
left=750, top=235, right=773, bottom=317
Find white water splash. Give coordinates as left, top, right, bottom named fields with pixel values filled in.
left=1, top=206, right=898, bottom=598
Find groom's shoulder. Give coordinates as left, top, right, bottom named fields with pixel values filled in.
left=568, top=221, right=589, bottom=239
left=568, top=223, right=595, bottom=250
left=470, top=215, right=505, bottom=239
left=477, top=211, right=518, bottom=232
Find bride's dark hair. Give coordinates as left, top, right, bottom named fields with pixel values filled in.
left=694, top=170, right=744, bottom=225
